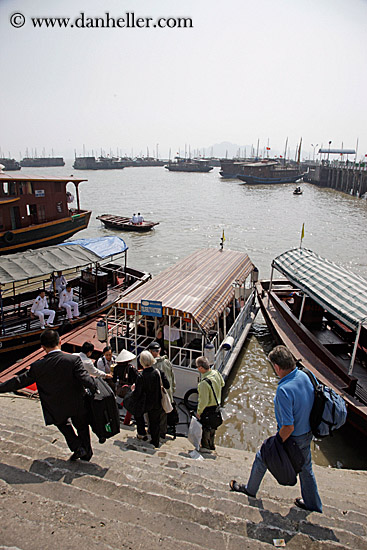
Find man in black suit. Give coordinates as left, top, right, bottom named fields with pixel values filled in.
left=0, top=329, right=97, bottom=461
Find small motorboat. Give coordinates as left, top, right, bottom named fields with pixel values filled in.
left=293, top=186, right=303, bottom=195
left=97, top=214, right=159, bottom=232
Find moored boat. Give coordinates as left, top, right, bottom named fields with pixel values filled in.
left=256, top=247, right=367, bottom=436
left=0, top=171, right=91, bottom=254
left=0, top=237, right=151, bottom=355
left=105, top=247, right=259, bottom=401
left=237, top=161, right=304, bottom=185
left=20, top=157, right=65, bottom=168
left=165, top=157, right=213, bottom=173
left=97, top=214, right=159, bottom=232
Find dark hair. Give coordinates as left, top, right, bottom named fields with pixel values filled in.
left=268, top=345, right=295, bottom=371
left=103, top=345, right=112, bottom=354
left=196, top=356, right=210, bottom=370
left=40, top=329, right=60, bottom=348
left=81, top=341, right=94, bottom=355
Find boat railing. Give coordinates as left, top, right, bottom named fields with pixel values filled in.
left=214, top=289, right=256, bottom=373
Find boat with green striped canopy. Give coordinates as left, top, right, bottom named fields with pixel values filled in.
left=256, top=247, right=367, bottom=436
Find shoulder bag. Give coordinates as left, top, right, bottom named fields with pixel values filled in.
left=158, top=370, right=173, bottom=413
left=200, top=378, right=223, bottom=429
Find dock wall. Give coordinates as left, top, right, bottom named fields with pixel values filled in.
left=304, top=164, right=367, bottom=198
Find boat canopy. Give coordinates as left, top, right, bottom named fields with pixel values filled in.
left=60, top=236, right=128, bottom=258
left=116, top=248, right=254, bottom=333
left=0, top=237, right=128, bottom=284
left=272, top=248, right=367, bottom=330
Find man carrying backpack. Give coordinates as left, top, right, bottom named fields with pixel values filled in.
left=230, top=345, right=322, bottom=513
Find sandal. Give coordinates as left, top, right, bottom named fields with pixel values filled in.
left=229, top=480, right=254, bottom=497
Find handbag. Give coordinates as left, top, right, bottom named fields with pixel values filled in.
left=123, top=387, right=145, bottom=417
left=200, top=378, right=223, bottom=429
left=158, top=370, right=173, bottom=413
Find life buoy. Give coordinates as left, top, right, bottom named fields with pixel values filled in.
left=3, top=231, right=14, bottom=244
left=183, top=388, right=199, bottom=412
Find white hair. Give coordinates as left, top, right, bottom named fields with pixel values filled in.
left=139, top=350, right=155, bottom=368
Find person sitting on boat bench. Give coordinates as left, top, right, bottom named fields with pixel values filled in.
left=55, top=271, right=67, bottom=294
left=130, top=213, right=139, bottom=224
left=59, top=284, right=79, bottom=321
left=31, top=289, right=56, bottom=330
left=75, top=341, right=113, bottom=379
left=137, top=212, right=144, bottom=224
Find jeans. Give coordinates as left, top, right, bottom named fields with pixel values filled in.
left=246, top=431, right=322, bottom=513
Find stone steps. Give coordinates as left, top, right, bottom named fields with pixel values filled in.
left=0, top=395, right=367, bottom=550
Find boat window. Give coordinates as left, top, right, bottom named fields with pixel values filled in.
left=1, top=181, right=16, bottom=195
left=38, top=205, right=46, bottom=222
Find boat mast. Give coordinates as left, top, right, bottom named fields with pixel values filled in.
left=283, top=137, right=288, bottom=166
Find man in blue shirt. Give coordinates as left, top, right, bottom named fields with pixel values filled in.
left=230, top=345, right=322, bottom=513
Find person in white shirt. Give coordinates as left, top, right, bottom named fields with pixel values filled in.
left=31, top=290, right=56, bottom=329
left=96, top=345, right=116, bottom=375
left=130, top=213, right=138, bottom=224
left=137, top=212, right=144, bottom=224
left=54, top=271, right=67, bottom=295
left=75, top=341, right=112, bottom=379
left=59, top=284, right=79, bottom=320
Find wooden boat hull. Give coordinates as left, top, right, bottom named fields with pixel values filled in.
left=97, top=215, right=158, bottom=232
left=256, top=280, right=367, bottom=436
left=238, top=173, right=304, bottom=184
left=0, top=211, right=91, bottom=254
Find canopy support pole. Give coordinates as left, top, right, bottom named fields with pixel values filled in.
left=299, top=293, right=306, bottom=322
left=348, top=321, right=362, bottom=375
left=268, top=266, right=274, bottom=306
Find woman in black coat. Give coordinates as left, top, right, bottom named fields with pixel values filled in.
left=133, top=350, right=170, bottom=448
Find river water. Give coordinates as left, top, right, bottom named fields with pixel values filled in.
left=16, top=162, right=367, bottom=468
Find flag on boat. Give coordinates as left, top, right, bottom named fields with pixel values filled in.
left=300, top=223, right=305, bottom=247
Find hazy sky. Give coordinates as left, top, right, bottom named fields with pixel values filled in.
left=1, top=0, right=367, bottom=159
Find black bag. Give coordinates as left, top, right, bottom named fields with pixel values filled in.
left=200, top=378, right=223, bottom=429
left=167, top=400, right=179, bottom=427
left=123, top=388, right=146, bottom=418
left=87, top=378, right=120, bottom=443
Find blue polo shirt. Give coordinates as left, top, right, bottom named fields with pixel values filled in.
left=274, top=367, right=314, bottom=436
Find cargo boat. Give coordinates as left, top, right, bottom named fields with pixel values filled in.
left=20, top=157, right=65, bottom=168
left=237, top=161, right=304, bottom=184
left=165, top=157, right=213, bottom=173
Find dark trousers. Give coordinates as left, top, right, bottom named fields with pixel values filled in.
left=136, top=408, right=162, bottom=447
left=201, top=427, right=216, bottom=450
left=56, top=411, right=92, bottom=459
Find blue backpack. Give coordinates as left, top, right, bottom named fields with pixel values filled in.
left=302, top=368, right=347, bottom=438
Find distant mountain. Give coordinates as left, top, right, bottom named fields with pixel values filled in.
left=205, top=142, right=252, bottom=159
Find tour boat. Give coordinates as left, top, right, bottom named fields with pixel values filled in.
left=0, top=171, right=91, bottom=254
left=0, top=237, right=151, bottom=355
left=256, top=248, right=367, bottom=435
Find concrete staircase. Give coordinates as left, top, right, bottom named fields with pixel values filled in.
left=0, top=394, right=366, bottom=550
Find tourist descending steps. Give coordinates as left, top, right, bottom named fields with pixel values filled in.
left=230, top=345, right=322, bottom=513
left=0, top=329, right=97, bottom=461
left=196, top=356, right=224, bottom=453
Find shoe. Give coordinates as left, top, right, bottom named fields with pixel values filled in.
left=137, top=434, right=148, bottom=441
left=199, top=446, right=213, bottom=454
left=229, top=480, right=255, bottom=497
left=80, top=452, right=93, bottom=462
left=41, top=325, right=45, bottom=330
left=294, top=498, right=308, bottom=511
left=69, top=447, right=87, bottom=461
left=46, top=323, right=54, bottom=327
